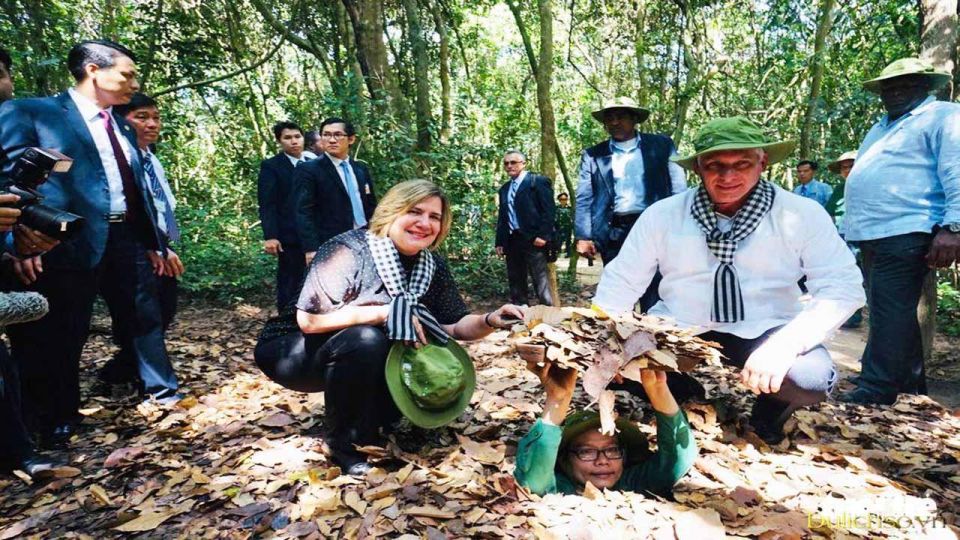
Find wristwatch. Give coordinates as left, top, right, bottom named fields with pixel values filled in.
left=945, top=223, right=960, bottom=233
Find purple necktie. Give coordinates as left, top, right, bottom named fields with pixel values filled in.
left=99, top=111, right=144, bottom=223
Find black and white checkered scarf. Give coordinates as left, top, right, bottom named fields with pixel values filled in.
left=367, top=232, right=450, bottom=345
left=690, top=180, right=775, bottom=323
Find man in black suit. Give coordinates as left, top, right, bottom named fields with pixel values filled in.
left=0, top=40, right=177, bottom=446
left=258, top=121, right=309, bottom=310
left=495, top=150, right=556, bottom=306
left=295, top=117, right=376, bottom=265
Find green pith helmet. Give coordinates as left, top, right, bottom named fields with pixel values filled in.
left=591, top=96, right=651, bottom=124
left=384, top=340, right=475, bottom=429
left=862, top=57, right=951, bottom=94
left=558, top=410, right=650, bottom=467
left=671, top=116, right=796, bottom=170
left=828, top=150, right=858, bottom=174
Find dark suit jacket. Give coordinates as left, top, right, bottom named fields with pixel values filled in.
left=495, top=172, right=556, bottom=247
left=257, top=152, right=301, bottom=246
left=295, top=154, right=376, bottom=252
left=0, top=92, right=164, bottom=269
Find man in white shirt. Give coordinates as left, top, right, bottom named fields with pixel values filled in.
left=98, top=93, right=185, bottom=387
left=594, top=116, right=865, bottom=443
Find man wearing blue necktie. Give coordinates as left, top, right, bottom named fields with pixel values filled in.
left=295, top=117, right=377, bottom=267
left=495, top=150, right=556, bottom=306
left=97, top=93, right=185, bottom=388
left=791, top=160, right=832, bottom=208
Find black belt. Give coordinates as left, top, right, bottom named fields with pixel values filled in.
left=610, top=212, right=641, bottom=228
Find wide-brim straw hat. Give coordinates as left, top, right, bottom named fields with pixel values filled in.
left=862, top=57, right=952, bottom=94
left=591, top=96, right=651, bottom=124
left=671, top=116, right=796, bottom=170
left=827, top=150, right=858, bottom=173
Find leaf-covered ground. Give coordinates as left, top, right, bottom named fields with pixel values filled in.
left=1, top=296, right=959, bottom=539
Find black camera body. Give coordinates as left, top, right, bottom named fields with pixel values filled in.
left=2, top=147, right=85, bottom=240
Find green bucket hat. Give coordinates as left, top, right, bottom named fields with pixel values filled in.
left=591, top=96, right=651, bottom=124
left=827, top=150, right=858, bottom=174
left=671, top=116, right=796, bottom=170
left=385, top=340, right=475, bottom=429
left=862, top=57, right=952, bottom=94
left=558, top=410, right=650, bottom=467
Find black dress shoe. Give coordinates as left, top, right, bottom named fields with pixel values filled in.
left=346, top=462, right=372, bottom=476
left=18, top=455, right=62, bottom=480
left=39, top=424, right=75, bottom=449
left=837, top=388, right=896, bottom=406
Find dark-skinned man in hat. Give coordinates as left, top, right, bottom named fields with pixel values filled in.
left=574, top=97, right=687, bottom=311
left=593, top=117, right=865, bottom=444
left=839, top=58, right=960, bottom=406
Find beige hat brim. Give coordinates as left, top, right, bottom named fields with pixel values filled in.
left=671, top=140, right=797, bottom=170
left=591, top=106, right=651, bottom=124
left=862, top=72, right=951, bottom=93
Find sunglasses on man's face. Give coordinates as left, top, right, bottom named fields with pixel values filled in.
left=504, top=160, right=524, bottom=165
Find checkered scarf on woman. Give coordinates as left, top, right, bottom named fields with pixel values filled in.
left=690, top=180, right=776, bottom=323
left=367, top=232, right=450, bottom=345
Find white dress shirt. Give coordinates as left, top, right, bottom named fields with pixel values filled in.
left=593, top=187, right=865, bottom=352
left=286, top=153, right=309, bottom=167
left=68, top=88, right=132, bottom=213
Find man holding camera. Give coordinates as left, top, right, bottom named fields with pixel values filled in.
left=0, top=46, right=64, bottom=477
left=0, top=40, right=179, bottom=447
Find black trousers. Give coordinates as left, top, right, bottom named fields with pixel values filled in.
left=0, top=343, right=32, bottom=464
left=601, top=213, right=660, bottom=312
left=276, top=244, right=306, bottom=310
left=104, top=274, right=179, bottom=385
left=856, top=232, right=932, bottom=399
left=254, top=325, right=400, bottom=464
left=505, top=232, right=555, bottom=306
left=8, top=222, right=178, bottom=431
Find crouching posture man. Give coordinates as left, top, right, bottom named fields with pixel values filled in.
left=593, top=117, right=865, bottom=443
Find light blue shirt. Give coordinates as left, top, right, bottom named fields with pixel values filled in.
left=507, top=171, right=527, bottom=231
left=843, top=97, right=960, bottom=241
left=792, top=179, right=833, bottom=208
left=609, top=137, right=687, bottom=215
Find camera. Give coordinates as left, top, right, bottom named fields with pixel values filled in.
left=2, top=147, right=85, bottom=240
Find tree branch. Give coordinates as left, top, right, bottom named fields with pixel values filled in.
left=153, top=38, right=283, bottom=98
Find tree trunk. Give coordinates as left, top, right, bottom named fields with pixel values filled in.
left=919, top=0, right=958, bottom=100
left=508, top=0, right=561, bottom=305
left=402, top=0, right=433, bottom=151
left=799, top=0, right=836, bottom=159
left=536, top=0, right=558, bottom=182
left=341, top=0, right=407, bottom=114
left=430, top=0, right=453, bottom=143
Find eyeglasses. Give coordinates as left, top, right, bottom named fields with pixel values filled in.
left=320, top=132, right=349, bottom=140
left=503, top=160, right=525, bottom=165
left=570, top=446, right=624, bottom=462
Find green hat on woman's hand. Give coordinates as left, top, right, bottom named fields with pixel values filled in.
left=862, top=57, right=951, bottom=94
left=385, top=340, right=475, bottom=429
left=671, top=116, right=796, bottom=170
left=559, top=410, right=650, bottom=466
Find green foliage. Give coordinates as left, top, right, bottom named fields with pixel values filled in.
left=937, top=279, right=960, bottom=337
left=0, top=0, right=937, bottom=300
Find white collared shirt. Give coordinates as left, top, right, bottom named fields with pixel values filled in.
left=286, top=152, right=312, bottom=167
left=143, top=149, right=176, bottom=234
left=68, top=88, right=131, bottom=213
left=593, top=187, right=865, bottom=351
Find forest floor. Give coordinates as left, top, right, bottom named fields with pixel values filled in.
left=1, top=269, right=959, bottom=539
